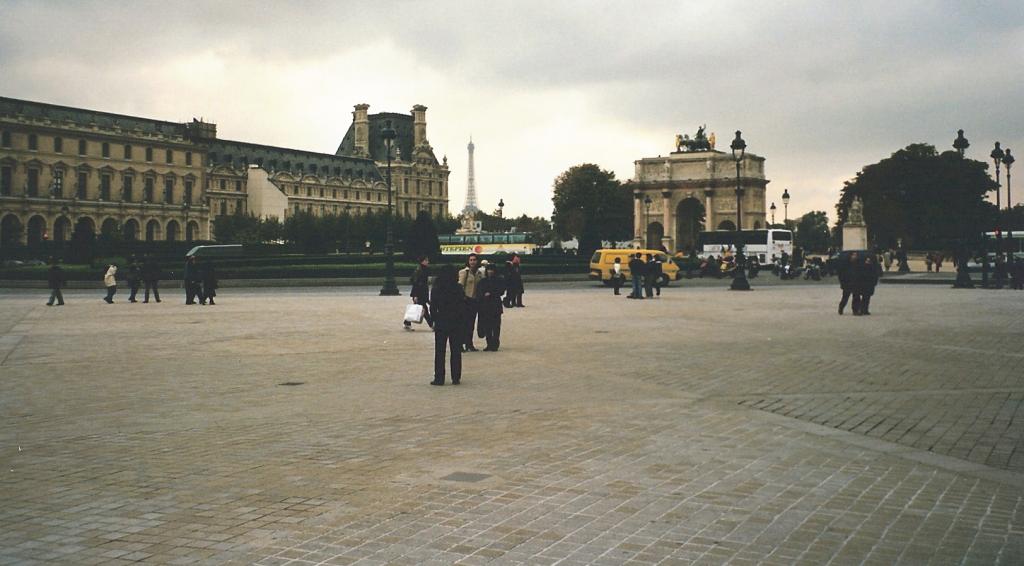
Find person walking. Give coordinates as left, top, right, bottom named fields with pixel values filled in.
left=125, top=258, right=141, bottom=303
left=505, top=261, right=525, bottom=307
left=103, top=264, right=118, bottom=304
left=837, top=252, right=859, bottom=315
left=883, top=249, right=893, bottom=272
left=643, top=254, right=655, bottom=298
left=627, top=253, right=645, bottom=299
left=405, top=255, right=433, bottom=330
left=200, top=259, right=218, bottom=305
left=477, top=263, right=506, bottom=351
left=650, top=254, right=664, bottom=297
left=858, top=254, right=881, bottom=315
left=183, top=255, right=202, bottom=305
left=925, top=252, right=934, bottom=273
left=429, top=264, right=465, bottom=385
left=46, top=258, right=66, bottom=306
left=611, top=257, right=624, bottom=295
left=458, top=253, right=483, bottom=351
left=934, top=253, right=943, bottom=272
left=142, top=255, right=161, bottom=303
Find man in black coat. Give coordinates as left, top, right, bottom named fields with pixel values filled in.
left=857, top=254, right=882, bottom=315
left=142, top=255, right=161, bottom=303
left=837, top=251, right=860, bottom=315
left=200, top=259, right=218, bottom=305
left=46, top=258, right=66, bottom=306
left=125, top=258, right=141, bottom=303
left=183, top=256, right=203, bottom=305
left=628, top=253, right=645, bottom=299
left=477, top=263, right=506, bottom=351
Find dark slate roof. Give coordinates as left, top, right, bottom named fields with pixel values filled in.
left=209, top=139, right=382, bottom=181
left=0, top=96, right=189, bottom=137
left=336, top=112, right=430, bottom=164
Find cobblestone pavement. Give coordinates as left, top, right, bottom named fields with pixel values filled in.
left=1, top=283, right=1022, bottom=565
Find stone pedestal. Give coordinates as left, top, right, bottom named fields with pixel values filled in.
left=842, top=224, right=868, bottom=250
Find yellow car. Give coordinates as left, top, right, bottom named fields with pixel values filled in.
left=589, top=249, right=679, bottom=286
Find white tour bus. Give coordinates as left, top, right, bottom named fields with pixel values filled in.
left=697, top=229, right=794, bottom=264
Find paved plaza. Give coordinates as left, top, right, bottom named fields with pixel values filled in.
left=1, top=282, right=1022, bottom=565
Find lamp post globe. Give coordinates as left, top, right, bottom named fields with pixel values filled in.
left=379, top=122, right=400, bottom=296
left=729, top=130, right=750, bottom=291
left=991, top=142, right=1004, bottom=210
left=770, top=202, right=777, bottom=226
left=781, top=189, right=791, bottom=223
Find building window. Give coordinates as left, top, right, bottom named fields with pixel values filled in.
left=220, top=201, right=226, bottom=216
left=0, top=131, right=10, bottom=148
left=355, top=191, right=360, bottom=201
left=164, top=178, right=174, bottom=203
left=123, top=176, right=133, bottom=202
left=332, top=189, right=337, bottom=199
left=403, top=202, right=409, bottom=216
left=428, top=181, right=432, bottom=196
left=54, top=137, right=63, bottom=153
left=184, top=180, right=193, bottom=204
left=101, top=142, right=110, bottom=158
left=377, top=193, right=382, bottom=202
left=403, top=179, right=409, bottom=194
left=0, top=166, right=11, bottom=196
left=77, top=171, right=88, bottom=199
left=185, top=151, right=192, bottom=166
left=294, top=204, right=300, bottom=214
left=235, top=180, right=241, bottom=192
left=145, top=147, right=153, bottom=162
left=307, top=187, right=312, bottom=197
left=27, top=169, right=39, bottom=196
left=100, top=174, right=111, bottom=200
left=344, top=190, right=348, bottom=199
left=165, top=149, right=173, bottom=164
left=124, top=144, right=132, bottom=159
left=319, top=188, right=324, bottom=198
left=28, top=134, right=38, bottom=151
left=144, top=177, right=154, bottom=202
left=78, top=139, right=87, bottom=155
left=53, top=170, right=64, bottom=197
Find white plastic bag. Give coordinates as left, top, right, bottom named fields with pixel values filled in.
left=404, top=303, right=424, bottom=324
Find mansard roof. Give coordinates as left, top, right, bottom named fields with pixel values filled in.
left=0, top=96, right=189, bottom=138
left=209, top=139, right=383, bottom=182
left=336, top=111, right=436, bottom=166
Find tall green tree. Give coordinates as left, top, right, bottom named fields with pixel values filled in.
left=835, top=144, right=997, bottom=248
left=794, top=211, right=831, bottom=252
left=551, top=164, right=633, bottom=254
left=405, top=210, right=441, bottom=260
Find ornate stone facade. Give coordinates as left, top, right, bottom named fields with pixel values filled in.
left=625, top=143, right=769, bottom=252
left=0, top=96, right=450, bottom=248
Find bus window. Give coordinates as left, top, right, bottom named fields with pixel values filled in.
left=771, top=230, right=792, bottom=241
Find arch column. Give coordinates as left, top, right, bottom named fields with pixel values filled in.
left=704, top=190, right=715, bottom=233
left=661, top=190, right=672, bottom=251
left=633, top=192, right=644, bottom=247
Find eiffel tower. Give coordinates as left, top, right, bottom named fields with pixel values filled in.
left=461, top=137, right=479, bottom=215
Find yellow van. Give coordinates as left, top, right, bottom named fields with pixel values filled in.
left=589, top=249, right=679, bottom=286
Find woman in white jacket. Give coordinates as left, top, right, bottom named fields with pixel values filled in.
left=103, top=264, right=118, bottom=304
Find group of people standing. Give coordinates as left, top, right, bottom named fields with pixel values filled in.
left=609, top=253, right=664, bottom=298
left=837, top=251, right=882, bottom=316
left=44, top=255, right=215, bottom=306
left=408, top=253, right=526, bottom=386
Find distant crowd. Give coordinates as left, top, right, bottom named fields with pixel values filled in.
left=44, top=255, right=218, bottom=306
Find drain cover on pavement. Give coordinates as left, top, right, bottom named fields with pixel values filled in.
left=278, top=381, right=305, bottom=386
left=441, top=472, right=491, bottom=483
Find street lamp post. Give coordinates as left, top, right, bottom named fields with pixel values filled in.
left=643, top=195, right=652, bottom=247
left=498, top=198, right=505, bottom=219
left=770, top=202, right=777, bottom=226
left=344, top=204, right=352, bottom=254
left=379, top=122, right=400, bottom=296
left=991, top=142, right=1004, bottom=210
left=781, top=189, right=791, bottom=224
left=182, top=202, right=191, bottom=242
left=730, top=131, right=750, bottom=291
left=1003, top=149, right=1014, bottom=211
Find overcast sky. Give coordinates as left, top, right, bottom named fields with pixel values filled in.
left=2, top=0, right=1022, bottom=221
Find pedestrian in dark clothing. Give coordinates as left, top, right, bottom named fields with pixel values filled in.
left=649, top=255, right=664, bottom=296
left=46, top=259, right=66, bottom=306
left=125, top=259, right=141, bottom=303
left=200, top=259, right=217, bottom=305
left=837, top=252, right=860, bottom=315
left=142, top=255, right=161, bottom=303
left=993, top=255, right=1009, bottom=289
left=627, top=253, right=645, bottom=299
left=1011, top=258, right=1024, bottom=290
left=858, top=255, right=881, bottom=315
left=406, top=256, right=433, bottom=330
left=429, top=264, right=465, bottom=385
left=183, top=256, right=203, bottom=305
left=643, top=254, right=655, bottom=298
left=103, top=264, right=118, bottom=304
left=504, top=261, right=525, bottom=307
left=477, top=263, right=506, bottom=351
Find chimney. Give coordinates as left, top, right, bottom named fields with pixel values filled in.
left=353, top=103, right=370, bottom=157
left=412, top=104, right=427, bottom=147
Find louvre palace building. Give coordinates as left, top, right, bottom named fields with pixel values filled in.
left=0, top=96, right=450, bottom=246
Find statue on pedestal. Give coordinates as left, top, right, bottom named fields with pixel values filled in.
left=842, top=196, right=868, bottom=251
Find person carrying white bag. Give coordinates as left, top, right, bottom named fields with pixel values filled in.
left=404, top=256, right=433, bottom=331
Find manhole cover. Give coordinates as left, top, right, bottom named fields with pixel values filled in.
left=594, top=330, right=610, bottom=334
left=440, top=472, right=491, bottom=483
left=278, top=381, right=305, bottom=386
